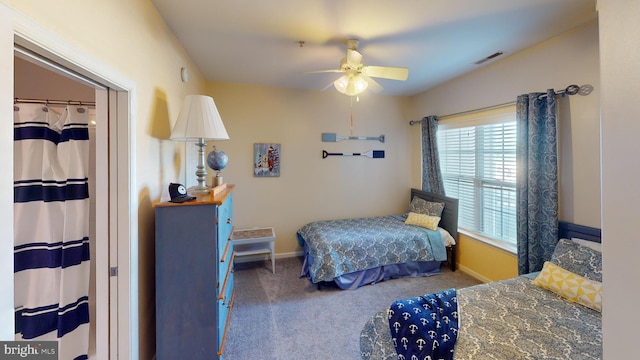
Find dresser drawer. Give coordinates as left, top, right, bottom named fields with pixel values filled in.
left=218, top=250, right=233, bottom=295
left=217, top=259, right=234, bottom=351
left=217, top=240, right=232, bottom=293
left=218, top=233, right=232, bottom=268
left=217, top=193, right=233, bottom=246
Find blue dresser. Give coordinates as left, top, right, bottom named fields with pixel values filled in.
left=155, top=185, right=234, bottom=359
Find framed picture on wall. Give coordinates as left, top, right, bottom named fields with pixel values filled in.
left=254, top=143, right=280, bottom=177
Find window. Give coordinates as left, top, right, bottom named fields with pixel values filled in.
left=437, top=105, right=517, bottom=248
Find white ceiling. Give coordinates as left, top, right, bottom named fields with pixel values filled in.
left=151, top=0, right=597, bottom=96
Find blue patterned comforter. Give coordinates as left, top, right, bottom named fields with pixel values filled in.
left=360, top=276, right=602, bottom=359
left=297, top=216, right=447, bottom=283
left=389, top=289, right=458, bottom=360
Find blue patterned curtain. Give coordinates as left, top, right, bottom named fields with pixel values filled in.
left=421, top=116, right=445, bottom=194
left=516, top=90, right=559, bottom=275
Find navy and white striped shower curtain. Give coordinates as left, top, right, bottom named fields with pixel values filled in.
left=13, top=103, right=91, bottom=360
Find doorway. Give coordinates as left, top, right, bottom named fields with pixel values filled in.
left=0, top=15, right=135, bottom=360
left=1, top=6, right=136, bottom=358
left=13, top=52, right=104, bottom=358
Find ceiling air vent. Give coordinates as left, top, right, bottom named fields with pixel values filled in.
left=474, top=51, right=504, bottom=65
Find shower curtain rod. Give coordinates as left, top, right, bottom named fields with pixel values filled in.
left=14, top=98, right=95, bottom=106
left=409, top=83, right=593, bottom=125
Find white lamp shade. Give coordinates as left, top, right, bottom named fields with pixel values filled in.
left=334, top=73, right=368, bottom=96
left=170, top=95, right=230, bottom=141
left=334, top=75, right=349, bottom=93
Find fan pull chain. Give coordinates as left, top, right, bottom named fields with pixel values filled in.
left=350, top=96, right=354, bottom=135
left=349, top=96, right=360, bottom=135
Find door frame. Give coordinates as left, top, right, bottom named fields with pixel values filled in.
left=0, top=4, right=138, bottom=359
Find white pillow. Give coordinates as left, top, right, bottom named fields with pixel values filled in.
left=571, top=237, right=602, bottom=252
left=439, top=227, right=456, bottom=246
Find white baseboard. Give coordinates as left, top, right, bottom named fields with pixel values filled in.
left=456, top=264, right=491, bottom=283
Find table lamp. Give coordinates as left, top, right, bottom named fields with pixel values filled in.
left=170, top=95, right=229, bottom=194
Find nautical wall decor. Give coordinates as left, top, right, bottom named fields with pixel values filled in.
left=321, top=133, right=385, bottom=143
left=322, top=150, right=385, bottom=159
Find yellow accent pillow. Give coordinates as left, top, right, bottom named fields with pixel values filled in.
left=404, top=212, right=441, bottom=230
left=532, top=261, right=603, bottom=312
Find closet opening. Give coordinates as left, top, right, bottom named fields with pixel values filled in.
left=11, top=38, right=133, bottom=360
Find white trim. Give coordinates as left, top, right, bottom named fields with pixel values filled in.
left=458, top=228, right=517, bottom=254
left=107, top=89, right=120, bottom=360
left=117, top=89, right=137, bottom=360
left=456, top=264, right=492, bottom=283
left=94, top=88, right=109, bottom=360
left=276, top=251, right=305, bottom=259
left=11, top=12, right=130, bottom=92
left=0, top=3, right=15, bottom=339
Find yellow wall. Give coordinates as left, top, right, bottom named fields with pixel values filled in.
left=456, top=234, right=518, bottom=282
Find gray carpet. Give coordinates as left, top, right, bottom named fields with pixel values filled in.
left=223, top=257, right=481, bottom=360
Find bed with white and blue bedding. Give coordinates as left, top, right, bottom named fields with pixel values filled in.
left=297, top=189, right=459, bottom=290
left=359, top=221, right=603, bottom=359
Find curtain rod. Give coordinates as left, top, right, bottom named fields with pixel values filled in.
left=409, top=101, right=515, bottom=125
left=14, top=98, right=95, bottom=106
left=409, top=84, right=594, bottom=125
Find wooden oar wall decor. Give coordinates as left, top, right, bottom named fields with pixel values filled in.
left=322, top=133, right=385, bottom=143
left=322, top=150, right=385, bottom=159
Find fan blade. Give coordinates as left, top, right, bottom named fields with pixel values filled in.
left=361, top=66, right=409, bottom=81
left=305, top=69, right=344, bottom=74
left=362, top=75, right=383, bottom=93
left=347, top=49, right=363, bottom=68
left=320, top=80, right=335, bottom=91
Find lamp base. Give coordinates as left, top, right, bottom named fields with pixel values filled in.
left=187, top=185, right=210, bottom=196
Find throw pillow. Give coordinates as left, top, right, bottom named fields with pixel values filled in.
left=532, top=261, right=602, bottom=312
left=405, top=212, right=441, bottom=231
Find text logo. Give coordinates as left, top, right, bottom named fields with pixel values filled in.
left=0, top=342, right=58, bottom=360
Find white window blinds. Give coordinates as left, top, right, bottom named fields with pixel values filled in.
left=437, top=105, right=517, bottom=246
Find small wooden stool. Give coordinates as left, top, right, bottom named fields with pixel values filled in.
left=232, top=227, right=276, bottom=273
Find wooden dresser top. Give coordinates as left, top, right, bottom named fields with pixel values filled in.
left=156, top=184, right=234, bottom=207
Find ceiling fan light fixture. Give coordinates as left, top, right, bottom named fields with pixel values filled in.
left=308, top=38, right=408, bottom=95
left=334, top=75, right=349, bottom=94
left=349, top=75, right=368, bottom=95
left=334, top=73, right=368, bottom=96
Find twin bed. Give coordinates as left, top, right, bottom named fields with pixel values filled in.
left=359, top=221, right=603, bottom=359
left=296, top=188, right=602, bottom=358
left=297, top=188, right=459, bottom=290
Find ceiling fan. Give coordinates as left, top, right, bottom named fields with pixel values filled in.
left=308, top=39, right=409, bottom=96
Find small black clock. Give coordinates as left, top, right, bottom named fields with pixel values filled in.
left=168, top=183, right=196, bottom=203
